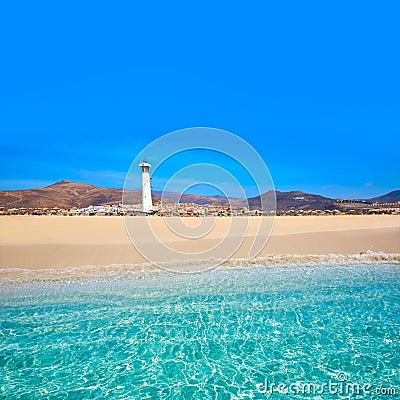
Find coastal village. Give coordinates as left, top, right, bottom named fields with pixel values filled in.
left=1, top=198, right=399, bottom=216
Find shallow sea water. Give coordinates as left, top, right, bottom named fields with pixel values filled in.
left=1, top=263, right=399, bottom=399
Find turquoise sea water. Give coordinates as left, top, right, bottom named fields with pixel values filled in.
left=1, top=263, right=399, bottom=399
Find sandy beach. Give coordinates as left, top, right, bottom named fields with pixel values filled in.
left=0, top=215, right=399, bottom=271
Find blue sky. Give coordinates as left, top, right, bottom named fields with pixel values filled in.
left=1, top=1, right=399, bottom=199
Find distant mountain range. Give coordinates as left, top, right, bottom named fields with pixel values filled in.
left=0, top=180, right=148, bottom=210
left=0, top=180, right=399, bottom=211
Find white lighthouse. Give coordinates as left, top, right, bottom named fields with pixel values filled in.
left=139, top=160, right=153, bottom=213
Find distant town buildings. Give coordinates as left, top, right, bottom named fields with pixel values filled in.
left=1, top=199, right=399, bottom=217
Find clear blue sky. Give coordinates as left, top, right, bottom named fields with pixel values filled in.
left=1, top=1, right=399, bottom=198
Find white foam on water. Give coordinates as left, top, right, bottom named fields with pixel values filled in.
left=1, top=251, right=399, bottom=286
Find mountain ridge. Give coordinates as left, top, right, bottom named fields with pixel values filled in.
left=0, top=180, right=399, bottom=211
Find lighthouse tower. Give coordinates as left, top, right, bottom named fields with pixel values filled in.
left=139, top=160, right=153, bottom=213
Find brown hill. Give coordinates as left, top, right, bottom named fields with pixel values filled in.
left=0, top=180, right=141, bottom=209
left=369, top=190, right=400, bottom=204
left=154, top=189, right=336, bottom=211
left=246, top=190, right=338, bottom=211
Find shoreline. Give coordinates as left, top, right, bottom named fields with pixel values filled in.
left=1, top=215, right=399, bottom=280
left=1, top=251, right=399, bottom=283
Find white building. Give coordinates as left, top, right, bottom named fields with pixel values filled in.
left=139, top=160, right=153, bottom=213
